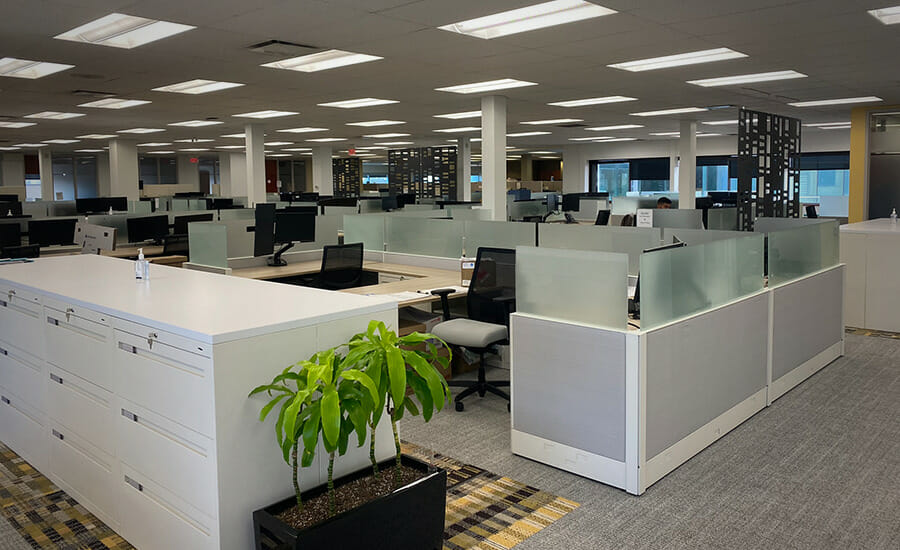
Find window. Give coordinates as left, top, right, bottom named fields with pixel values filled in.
left=139, top=156, right=178, bottom=186
left=52, top=154, right=99, bottom=200
left=798, top=152, right=849, bottom=198
left=276, top=160, right=307, bottom=192
left=696, top=156, right=737, bottom=194
left=199, top=158, right=220, bottom=194
left=589, top=158, right=670, bottom=196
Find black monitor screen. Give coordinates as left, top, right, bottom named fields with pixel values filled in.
left=0, top=194, right=19, bottom=202
left=0, top=201, right=23, bottom=216
left=561, top=194, right=580, bottom=212
left=207, top=198, right=234, bottom=210
left=127, top=215, right=170, bottom=243
left=274, top=212, right=316, bottom=244
left=0, top=223, right=21, bottom=248
left=173, top=213, right=214, bottom=235
left=283, top=206, right=318, bottom=215
left=397, top=193, right=416, bottom=207
left=254, top=204, right=276, bottom=257
left=28, top=219, right=77, bottom=247
left=300, top=192, right=319, bottom=202
left=76, top=197, right=128, bottom=214
left=381, top=197, right=398, bottom=211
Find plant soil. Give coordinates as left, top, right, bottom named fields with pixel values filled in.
left=276, top=465, right=428, bottom=530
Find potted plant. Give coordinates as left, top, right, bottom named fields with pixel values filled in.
left=249, top=321, right=451, bottom=550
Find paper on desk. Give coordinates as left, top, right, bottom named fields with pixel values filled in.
left=374, top=291, right=425, bottom=303
left=417, top=285, right=467, bottom=295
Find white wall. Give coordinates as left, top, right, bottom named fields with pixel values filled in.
left=177, top=155, right=200, bottom=192
left=1, top=153, right=25, bottom=187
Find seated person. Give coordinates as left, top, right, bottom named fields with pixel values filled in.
left=656, top=196, right=673, bottom=209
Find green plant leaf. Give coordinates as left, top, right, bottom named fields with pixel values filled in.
left=301, top=447, right=315, bottom=468
left=320, top=386, right=341, bottom=449
left=407, top=373, right=434, bottom=422
left=342, top=369, right=379, bottom=405
left=403, top=350, right=449, bottom=412
left=344, top=399, right=369, bottom=447
left=404, top=397, right=420, bottom=417
left=258, top=393, right=288, bottom=422
left=301, top=402, right=320, bottom=453
left=386, top=346, right=406, bottom=406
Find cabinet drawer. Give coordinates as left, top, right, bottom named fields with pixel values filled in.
left=0, top=343, right=45, bottom=412
left=45, top=305, right=111, bottom=389
left=112, top=317, right=211, bottom=358
left=118, top=400, right=217, bottom=516
left=118, top=465, right=217, bottom=550
left=0, top=389, right=47, bottom=473
left=0, top=287, right=44, bottom=360
left=47, top=366, right=114, bottom=456
left=113, top=330, right=213, bottom=437
left=48, top=426, right=116, bottom=526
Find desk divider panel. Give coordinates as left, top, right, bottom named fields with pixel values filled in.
left=516, top=246, right=628, bottom=331
left=538, top=224, right=660, bottom=276
left=448, top=207, right=491, bottom=221
left=188, top=223, right=228, bottom=269
left=128, top=201, right=152, bottom=215
left=464, top=221, right=535, bottom=257
left=663, top=228, right=746, bottom=246
left=706, top=207, right=738, bottom=230
left=385, top=217, right=464, bottom=258
left=766, top=220, right=839, bottom=286
left=344, top=214, right=386, bottom=252
left=218, top=209, right=256, bottom=221
left=651, top=209, right=704, bottom=230
left=640, top=234, right=764, bottom=330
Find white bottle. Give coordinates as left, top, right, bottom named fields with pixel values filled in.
left=891, top=208, right=897, bottom=226
left=108, top=206, right=114, bottom=215
left=135, top=248, right=150, bottom=280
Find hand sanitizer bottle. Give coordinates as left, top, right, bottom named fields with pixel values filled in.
left=108, top=205, right=114, bottom=215
left=891, top=208, right=898, bottom=226
left=135, top=248, right=147, bottom=280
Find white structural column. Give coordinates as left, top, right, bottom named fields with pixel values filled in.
left=109, top=139, right=139, bottom=200
left=97, top=153, right=111, bottom=197
left=521, top=154, right=534, bottom=183
left=562, top=145, right=589, bottom=194
left=1, top=153, right=25, bottom=188
left=457, top=136, right=472, bottom=201
left=481, top=95, right=507, bottom=221
left=244, top=124, right=267, bottom=206
left=228, top=153, right=248, bottom=198
left=311, top=146, right=333, bottom=195
left=218, top=152, right=232, bottom=197
left=678, top=120, right=697, bottom=209
left=38, top=149, right=54, bottom=200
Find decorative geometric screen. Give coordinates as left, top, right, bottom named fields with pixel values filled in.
left=388, top=147, right=457, bottom=199
left=737, top=108, right=802, bottom=231
left=333, top=157, right=362, bottom=197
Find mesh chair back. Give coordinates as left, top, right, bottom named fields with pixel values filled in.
left=467, top=247, right=516, bottom=326
left=805, top=205, right=818, bottom=219
left=595, top=210, right=611, bottom=225
left=320, top=242, right=364, bottom=289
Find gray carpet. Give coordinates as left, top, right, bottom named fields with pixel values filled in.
left=402, top=333, right=900, bottom=550
left=0, top=516, right=29, bottom=550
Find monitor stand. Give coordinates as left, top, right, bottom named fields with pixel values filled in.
left=267, top=242, right=295, bottom=266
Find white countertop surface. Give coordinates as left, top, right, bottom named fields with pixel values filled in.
left=0, top=255, right=395, bottom=344
left=839, top=218, right=900, bottom=235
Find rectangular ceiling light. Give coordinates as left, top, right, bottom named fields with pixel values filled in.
left=282, top=148, right=312, bottom=151
left=609, top=48, right=747, bottom=72
left=174, top=138, right=214, bottom=143
left=631, top=107, right=708, bottom=117
left=869, top=6, right=900, bottom=24
left=318, top=98, right=398, bottom=108
left=145, top=150, right=174, bottom=154
left=264, top=141, right=293, bottom=146
left=168, top=120, right=223, bottom=127
left=434, top=111, right=481, bottom=119
left=233, top=110, right=298, bottom=119
left=77, top=134, right=116, bottom=139
left=434, top=127, right=481, bottom=133
left=375, top=141, right=414, bottom=146
left=74, top=149, right=104, bottom=153
left=569, top=136, right=612, bottom=141
left=507, top=131, right=551, bottom=137
left=153, top=79, right=244, bottom=94
left=599, top=137, right=637, bottom=142
left=702, top=120, right=738, bottom=126
left=13, top=143, right=47, bottom=147
left=521, top=118, right=582, bottom=125
left=438, top=0, right=616, bottom=39
left=0, top=57, right=74, bottom=79
left=262, top=49, right=382, bottom=72
left=346, top=120, right=406, bottom=127
left=803, top=122, right=851, bottom=127
left=221, top=133, right=245, bottom=138
left=0, top=121, right=36, bottom=128
left=118, top=128, right=164, bottom=133
left=0, top=147, right=21, bottom=151
left=820, top=125, right=852, bottom=130
left=688, top=70, right=807, bottom=87
left=217, top=145, right=245, bottom=149
left=649, top=132, right=680, bottom=136
left=268, top=153, right=291, bottom=157
left=306, top=137, right=347, bottom=142
left=584, top=124, right=643, bottom=131
left=138, top=142, right=172, bottom=147
left=55, top=13, right=195, bottom=49
left=436, top=78, right=537, bottom=94
left=78, top=98, right=151, bottom=109
left=363, top=133, right=410, bottom=138
left=277, top=127, right=329, bottom=133
left=42, top=139, right=80, bottom=144
left=788, top=96, right=883, bottom=107
left=548, top=96, right=636, bottom=107
left=179, top=148, right=209, bottom=152
left=25, top=111, right=85, bottom=120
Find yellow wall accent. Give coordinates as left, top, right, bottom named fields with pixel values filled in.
left=848, top=104, right=900, bottom=223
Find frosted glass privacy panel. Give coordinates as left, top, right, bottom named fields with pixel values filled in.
left=706, top=207, right=738, bottom=230
left=464, top=221, right=535, bottom=257
left=448, top=207, right=491, bottom=221
left=516, top=246, right=628, bottom=330
left=611, top=196, right=640, bottom=215
left=128, top=201, right=152, bottom=214
left=538, top=224, right=660, bottom=275
left=343, top=214, right=385, bottom=251
left=171, top=198, right=190, bottom=212
left=218, top=208, right=256, bottom=221
left=386, top=217, right=463, bottom=258
left=640, top=234, right=764, bottom=330
left=768, top=220, right=839, bottom=286
left=188, top=223, right=228, bottom=268
left=754, top=217, right=822, bottom=234
left=652, top=209, right=704, bottom=229
left=663, top=228, right=745, bottom=246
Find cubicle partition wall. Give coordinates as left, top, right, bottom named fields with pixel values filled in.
left=537, top=224, right=659, bottom=276
left=840, top=219, right=900, bottom=333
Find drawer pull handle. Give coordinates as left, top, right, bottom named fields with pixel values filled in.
left=1, top=396, right=8, bottom=405
left=119, top=342, right=137, bottom=354
left=52, top=429, right=64, bottom=440
left=47, top=316, right=59, bottom=326
left=147, top=332, right=158, bottom=349
left=7, top=290, right=15, bottom=300
left=65, top=307, right=74, bottom=322
left=50, top=374, right=63, bottom=384
left=0, top=347, right=7, bottom=356
left=124, top=475, right=144, bottom=492
left=121, top=409, right=138, bottom=422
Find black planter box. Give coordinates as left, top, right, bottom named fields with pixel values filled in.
left=253, top=454, right=446, bottom=550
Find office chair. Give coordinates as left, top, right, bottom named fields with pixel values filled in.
left=595, top=210, right=611, bottom=226
left=621, top=214, right=636, bottom=227
left=431, top=247, right=516, bottom=412
left=163, top=234, right=190, bottom=256
left=313, top=242, right=364, bottom=290
left=805, top=205, right=818, bottom=219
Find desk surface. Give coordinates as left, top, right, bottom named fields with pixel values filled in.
left=839, top=218, right=900, bottom=235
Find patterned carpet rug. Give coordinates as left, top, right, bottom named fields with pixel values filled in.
left=0, top=441, right=578, bottom=550
left=845, top=326, right=900, bottom=339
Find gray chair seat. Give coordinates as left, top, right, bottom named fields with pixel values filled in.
left=431, top=318, right=507, bottom=349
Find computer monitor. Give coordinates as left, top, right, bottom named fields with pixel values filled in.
left=382, top=196, right=398, bottom=211
left=595, top=210, right=611, bottom=226
left=0, top=223, right=21, bottom=248
left=173, top=213, right=214, bottom=235
left=207, top=198, right=234, bottom=210
left=268, top=211, right=316, bottom=266
left=28, top=219, right=77, bottom=247
left=127, top=215, right=170, bottom=244
left=397, top=193, right=416, bottom=208
left=508, top=189, right=531, bottom=201
left=76, top=197, right=128, bottom=214
left=283, top=206, right=318, bottom=215
left=0, top=194, right=19, bottom=202
left=300, top=192, right=320, bottom=202
left=561, top=194, right=580, bottom=212
left=631, top=241, right=688, bottom=319
left=254, top=203, right=276, bottom=258
left=0, top=201, right=23, bottom=217
left=546, top=193, right=559, bottom=212
left=174, top=192, right=204, bottom=198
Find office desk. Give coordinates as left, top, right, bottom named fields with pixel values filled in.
left=840, top=219, right=900, bottom=331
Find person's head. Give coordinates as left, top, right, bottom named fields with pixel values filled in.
left=657, top=197, right=673, bottom=209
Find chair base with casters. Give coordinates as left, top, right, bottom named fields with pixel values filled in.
left=446, top=345, right=509, bottom=412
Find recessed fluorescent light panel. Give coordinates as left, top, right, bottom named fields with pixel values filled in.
left=78, top=98, right=151, bottom=109
left=264, top=141, right=293, bottom=146
left=548, top=96, right=636, bottom=107
left=507, top=131, right=551, bottom=137
left=217, top=145, right=245, bottom=149
left=221, top=133, right=245, bottom=138
left=434, top=127, right=481, bottom=133
left=318, top=98, right=398, bottom=109
left=702, top=120, right=739, bottom=126
left=174, top=138, right=214, bottom=143
left=631, top=107, right=708, bottom=117
left=168, top=120, right=223, bottom=127
left=569, top=136, right=613, bottom=141
left=688, top=70, right=806, bottom=87
left=153, top=79, right=244, bottom=94
left=306, top=138, right=347, bottom=142
left=137, top=142, right=172, bottom=147
left=42, top=139, right=80, bottom=144
left=277, top=127, right=329, bottom=133
left=118, top=128, right=164, bottom=134
left=282, top=148, right=312, bottom=152
left=599, top=137, right=637, bottom=142
left=0, top=147, right=21, bottom=151
left=233, top=110, right=298, bottom=119
left=77, top=134, right=116, bottom=139
left=436, top=78, right=537, bottom=94
left=609, top=48, right=747, bottom=72
left=375, top=141, right=414, bottom=146
left=346, top=120, right=406, bottom=127
left=869, top=6, right=900, bottom=24
left=0, top=121, right=36, bottom=128
left=179, top=148, right=209, bottom=152
left=433, top=111, right=481, bottom=119
left=74, top=149, right=104, bottom=153
left=803, top=122, right=851, bottom=127
left=55, top=13, right=195, bottom=49
left=521, top=118, right=582, bottom=125
left=788, top=96, right=883, bottom=107
left=585, top=124, right=643, bottom=131
left=146, top=151, right=174, bottom=154
left=262, top=49, right=382, bottom=72
left=363, top=133, right=410, bottom=138
left=13, top=143, right=47, bottom=148
left=0, top=57, right=74, bottom=79
left=438, top=0, right=616, bottom=39
left=25, top=111, right=85, bottom=120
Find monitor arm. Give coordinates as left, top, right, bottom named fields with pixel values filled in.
left=267, top=242, right=295, bottom=266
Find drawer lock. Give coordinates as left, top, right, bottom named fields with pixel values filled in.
left=52, top=429, right=64, bottom=440
left=124, top=475, right=144, bottom=492
left=65, top=307, right=75, bottom=322
left=121, top=409, right=139, bottom=423
left=50, top=374, right=63, bottom=384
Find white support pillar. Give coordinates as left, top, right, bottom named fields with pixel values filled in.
left=218, top=153, right=232, bottom=197
left=245, top=124, right=267, bottom=206
left=521, top=154, right=534, bottom=183
left=228, top=153, right=248, bottom=199
left=481, top=95, right=507, bottom=221
left=109, top=139, right=139, bottom=200
left=1, top=153, right=25, bottom=188
left=562, top=145, right=588, bottom=194
left=312, top=146, right=333, bottom=195
left=678, top=120, right=697, bottom=209
left=38, top=149, right=54, bottom=201
left=457, top=136, right=472, bottom=201
left=97, top=153, right=111, bottom=197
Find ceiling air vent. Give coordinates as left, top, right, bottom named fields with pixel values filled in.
left=72, top=89, right=116, bottom=98
left=249, top=40, right=318, bottom=57
left=557, top=122, right=587, bottom=128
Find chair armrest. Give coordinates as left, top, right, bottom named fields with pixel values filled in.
left=431, top=288, right=457, bottom=321
left=430, top=288, right=457, bottom=297
left=492, top=295, right=514, bottom=304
